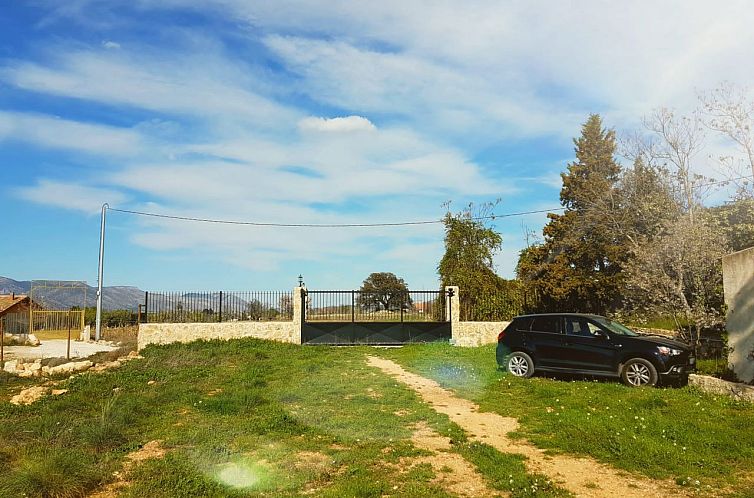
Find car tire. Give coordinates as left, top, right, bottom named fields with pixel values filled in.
left=507, top=351, right=534, bottom=378
left=621, top=358, right=658, bottom=387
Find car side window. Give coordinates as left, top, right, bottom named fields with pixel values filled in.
left=530, top=316, right=560, bottom=334
left=564, top=317, right=591, bottom=336
left=514, top=317, right=534, bottom=331
left=585, top=322, right=603, bottom=336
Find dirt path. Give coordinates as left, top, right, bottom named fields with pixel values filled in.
left=366, top=355, right=690, bottom=498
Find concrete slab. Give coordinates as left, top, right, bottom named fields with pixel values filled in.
left=2, top=339, right=118, bottom=360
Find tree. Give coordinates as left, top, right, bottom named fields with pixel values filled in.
left=707, top=198, right=754, bottom=252
left=517, top=114, right=625, bottom=313
left=438, top=202, right=508, bottom=316
left=700, top=82, right=754, bottom=198
left=623, top=215, right=727, bottom=347
left=629, top=108, right=707, bottom=223
left=357, top=272, right=412, bottom=311
left=246, top=299, right=267, bottom=320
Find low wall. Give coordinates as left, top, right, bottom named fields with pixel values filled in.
left=138, top=321, right=298, bottom=350
left=453, top=321, right=509, bottom=347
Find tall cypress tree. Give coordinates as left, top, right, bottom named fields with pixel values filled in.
left=518, top=114, right=623, bottom=313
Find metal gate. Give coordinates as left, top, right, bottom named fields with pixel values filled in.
left=301, top=289, right=452, bottom=345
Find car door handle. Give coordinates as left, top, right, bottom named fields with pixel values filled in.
left=615, top=343, right=623, bottom=348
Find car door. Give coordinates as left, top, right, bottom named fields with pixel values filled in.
left=528, top=315, right=565, bottom=367
left=561, top=316, right=618, bottom=372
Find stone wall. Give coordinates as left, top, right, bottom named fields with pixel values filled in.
left=453, top=321, right=510, bottom=347
left=138, top=287, right=304, bottom=350
left=138, top=320, right=298, bottom=350
left=722, top=247, right=754, bottom=383
left=444, top=285, right=510, bottom=347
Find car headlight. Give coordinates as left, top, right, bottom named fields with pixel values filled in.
left=657, top=346, right=682, bottom=356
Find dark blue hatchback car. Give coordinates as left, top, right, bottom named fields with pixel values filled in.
left=496, top=313, right=695, bottom=386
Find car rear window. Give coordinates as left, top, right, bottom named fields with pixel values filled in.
left=530, top=316, right=560, bottom=334
left=513, top=317, right=533, bottom=331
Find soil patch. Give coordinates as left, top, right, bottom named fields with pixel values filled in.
left=405, top=421, right=499, bottom=497
left=366, top=355, right=691, bottom=498
left=88, top=440, right=166, bottom=498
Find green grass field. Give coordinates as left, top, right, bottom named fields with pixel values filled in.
left=0, top=339, right=752, bottom=497
left=0, top=339, right=567, bottom=498
left=379, top=343, right=754, bottom=495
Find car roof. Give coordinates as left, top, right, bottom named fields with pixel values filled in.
left=512, top=313, right=606, bottom=319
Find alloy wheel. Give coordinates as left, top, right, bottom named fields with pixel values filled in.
left=509, top=356, right=529, bottom=377
left=626, top=362, right=651, bottom=386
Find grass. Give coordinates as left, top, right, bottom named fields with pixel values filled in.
left=379, top=343, right=754, bottom=495
left=0, top=338, right=570, bottom=497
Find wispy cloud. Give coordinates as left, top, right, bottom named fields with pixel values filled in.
left=0, top=111, right=141, bottom=155
left=17, top=180, right=127, bottom=214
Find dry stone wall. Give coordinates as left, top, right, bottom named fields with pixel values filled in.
left=138, top=321, right=298, bottom=350
left=453, top=321, right=510, bottom=347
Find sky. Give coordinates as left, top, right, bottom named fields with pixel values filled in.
left=1, top=1, right=754, bottom=292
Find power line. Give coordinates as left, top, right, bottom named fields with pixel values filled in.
left=108, top=206, right=565, bottom=228
left=107, top=174, right=753, bottom=229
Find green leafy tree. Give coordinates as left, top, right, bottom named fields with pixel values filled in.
left=517, top=114, right=624, bottom=314
left=357, top=272, right=412, bottom=311
left=708, top=198, right=754, bottom=252
left=438, top=202, right=514, bottom=318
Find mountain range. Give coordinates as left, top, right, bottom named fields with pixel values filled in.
left=0, top=276, right=145, bottom=311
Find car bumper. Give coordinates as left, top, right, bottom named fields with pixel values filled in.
left=659, top=357, right=696, bottom=378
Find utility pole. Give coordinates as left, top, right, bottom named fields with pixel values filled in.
left=95, top=203, right=108, bottom=341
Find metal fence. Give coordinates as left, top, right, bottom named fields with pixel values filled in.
left=304, top=290, right=446, bottom=322
left=143, top=291, right=294, bottom=323
left=459, top=287, right=536, bottom=322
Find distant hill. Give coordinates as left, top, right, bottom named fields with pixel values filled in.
left=0, top=276, right=144, bottom=311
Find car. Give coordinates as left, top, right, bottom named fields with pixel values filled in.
left=496, top=313, right=695, bottom=387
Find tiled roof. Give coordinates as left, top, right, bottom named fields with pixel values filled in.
left=0, top=295, right=29, bottom=314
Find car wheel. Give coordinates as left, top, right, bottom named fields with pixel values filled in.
left=507, top=352, right=534, bottom=378
left=621, top=358, right=658, bottom=387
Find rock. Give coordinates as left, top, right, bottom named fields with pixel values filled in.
left=147, top=380, right=156, bottom=385
left=3, top=360, right=18, bottom=374
left=689, top=374, right=754, bottom=402
left=46, top=360, right=93, bottom=377
left=51, top=389, right=68, bottom=396
left=17, top=371, right=34, bottom=378
left=10, top=386, right=48, bottom=405
left=26, top=333, right=41, bottom=346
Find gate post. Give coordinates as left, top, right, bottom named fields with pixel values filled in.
left=293, top=286, right=305, bottom=345
left=445, top=286, right=459, bottom=344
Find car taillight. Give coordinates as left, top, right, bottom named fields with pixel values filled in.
left=497, top=330, right=506, bottom=341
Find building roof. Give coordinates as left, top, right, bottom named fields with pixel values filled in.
left=0, top=294, right=30, bottom=314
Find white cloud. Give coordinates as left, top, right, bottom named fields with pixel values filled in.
left=17, top=180, right=127, bottom=214
left=298, top=115, right=376, bottom=133
left=0, top=47, right=300, bottom=128
left=0, top=111, right=141, bottom=155
left=101, top=40, right=121, bottom=49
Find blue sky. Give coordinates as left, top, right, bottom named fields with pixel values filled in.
left=2, top=1, right=753, bottom=291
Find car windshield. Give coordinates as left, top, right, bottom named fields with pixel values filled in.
left=593, top=317, right=640, bottom=336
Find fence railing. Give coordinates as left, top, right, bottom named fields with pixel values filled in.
left=144, top=291, right=294, bottom=323
left=459, top=287, right=536, bottom=322
left=304, top=290, right=446, bottom=322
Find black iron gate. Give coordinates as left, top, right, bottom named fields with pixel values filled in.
left=301, top=289, right=452, bottom=345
